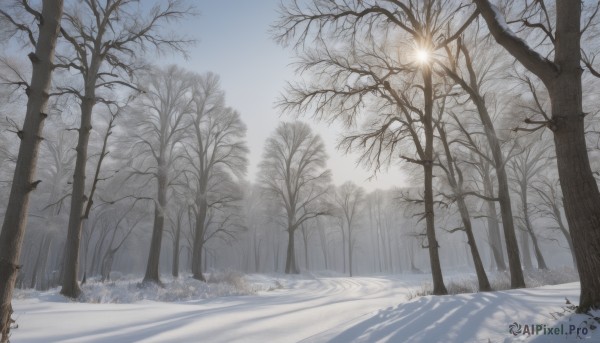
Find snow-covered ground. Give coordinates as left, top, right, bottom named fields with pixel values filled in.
left=10, top=273, right=598, bottom=343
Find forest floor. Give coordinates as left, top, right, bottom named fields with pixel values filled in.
left=10, top=271, right=599, bottom=342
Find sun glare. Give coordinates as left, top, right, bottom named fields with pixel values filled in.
left=415, top=49, right=430, bottom=64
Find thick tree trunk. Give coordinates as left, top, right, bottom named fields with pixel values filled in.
left=285, top=228, right=299, bottom=274
left=61, top=95, right=95, bottom=298
left=143, top=166, right=168, bottom=285
left=547, top=3, right=600, bottom=312
left=61, top=47, right=104, bottom=298
left=551, top=70, right=600, bottom=312
left=475, top=0, right=600, bottom=312
left=0, top=2, right=63, bottom=340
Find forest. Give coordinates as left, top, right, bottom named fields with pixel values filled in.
left=1, top=1, right=600, bottom=342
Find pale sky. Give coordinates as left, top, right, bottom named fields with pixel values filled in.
left=150, top=0, right=407, bottom=190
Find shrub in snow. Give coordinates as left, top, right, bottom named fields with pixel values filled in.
left=207, top=269, right=249, bottom=291
left=13, top=271, right=276, bottom=304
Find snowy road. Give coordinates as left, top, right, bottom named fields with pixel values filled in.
left=11, top=275, right=427, bottom=343
left=11, top=275, right=591, bottom=343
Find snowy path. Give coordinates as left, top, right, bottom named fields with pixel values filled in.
left=11, top=275, right=426, bottom=343
left=10, top=276, right=593, bottom=343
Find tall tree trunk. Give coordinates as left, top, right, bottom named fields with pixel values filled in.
left=438, top=124, right=490, bottom=291
left=340, top=222, right=346, bottom=274
left=61, top=48, right=104, bottom=297
left=254, top=234, right=261, bottom=273
left=386, top=227, right=394, bottom=272
left=274, top=238, right=280, bottom=273
left=172, top=217, right=181, bottom=278
left=553, top=207, right=576, bottom=269
left=551, top=81, right=600, bottom=311
left=285, top=227, right=298, bottom=274
left=482, top=162, right=506, bottom=271
left=30, top=234, right=52, bottom=290
left=303, top=232, right=309, bottom=271
left=423, top=66, right=447, bottom=295
left=30, top=234, right=47, bottom=289
left=348, top=229, right=353, bottom=277
left=520, top=230, right=533, bottom=271
left=520, top=185, right=548, bottom=270
left=61, top=96, right=94, bottom=298
left=191, top=203, right=207, bottom=281
left=376, top=222, right=382, bottom=272
left=473, top=98, right=524, bottom=288
left=444, top=44, right=524, bottom=287
left=552, top=2, right=600, bottom=311
left=475, top=0, right=600, bottom=313
left=528, top=230, right=547, bottom=270
left=143, top=164, right=168, bottom=285
left=458, top=198, right=491, bottom=291
left=0, top=2, right=64, bottom=340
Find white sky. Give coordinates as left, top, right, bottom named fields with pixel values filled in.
left=147, top=0, right=407, bottom=190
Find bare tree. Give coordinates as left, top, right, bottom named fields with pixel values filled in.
left=125, top=65, right=193, bottom=285
left=99, top=203, right=143, bottom=282
left=436, top=34, right=525, bottom=288
left=474, top=0, right=600, bottom=312
left=183, top=73, right=248, bottom=281
left=273, top=0, right=483, bottom=295
left=58, top=0, right=192, bottom=297
left=334, top=181, right=364, bottom=277
left=0, top=1, right=64, bottom=340
left=435, top=121, right=491, bottom=291
left=508, top=139, right=552, bottom=270
left=166, top=200, right=188, bottom=278
left=259, top=121, right=332, bottom=274
left=475, top=154, right=506, bottom=271
left=532, top=176, right=576, bottom=269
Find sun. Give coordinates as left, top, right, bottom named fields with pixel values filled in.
left=415, top=49, right=430, bottom=64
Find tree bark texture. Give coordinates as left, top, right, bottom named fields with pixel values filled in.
left=61, top=94, right=96, bottom=298
left=475, top=0, right=600, bottom=313
left=0, top=1, right=64, bottom=340
left=143, top=165, right=168, bottom=285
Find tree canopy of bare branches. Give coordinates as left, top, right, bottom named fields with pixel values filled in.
left=259, top=121, right=332, bottom=274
